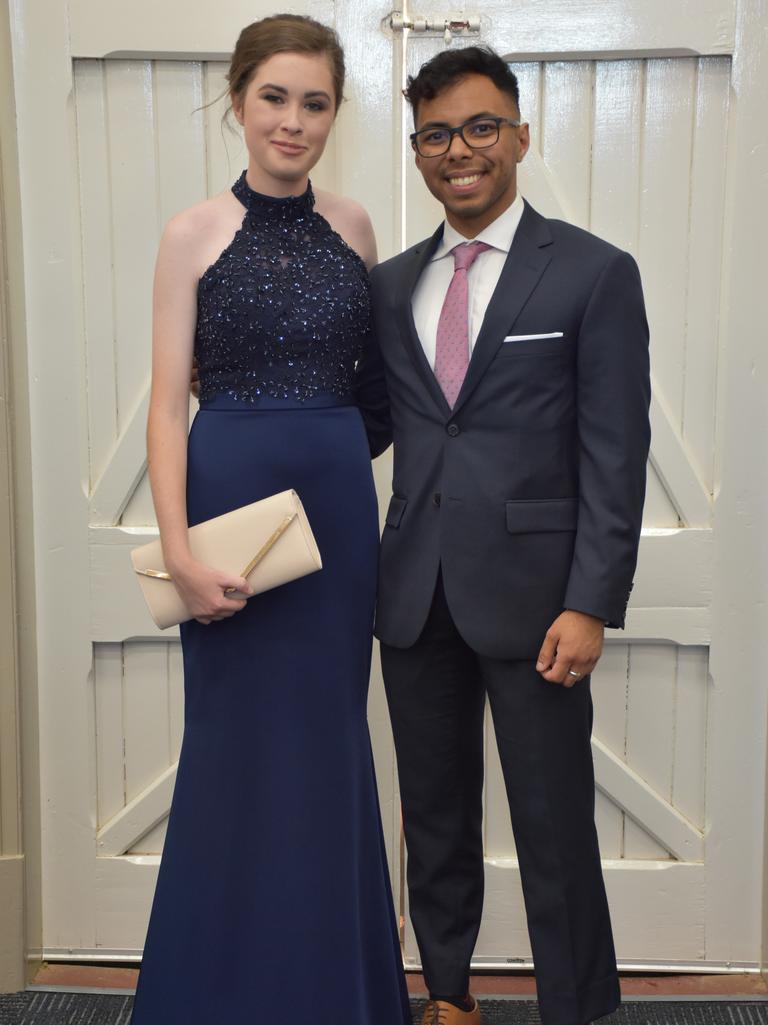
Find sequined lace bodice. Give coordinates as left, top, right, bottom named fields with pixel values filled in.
left=195, top=172, right=370, bottom=403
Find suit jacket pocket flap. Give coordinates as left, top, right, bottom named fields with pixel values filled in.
left=505, top=497, right=578, bottom=534
left=385, top=495, right=407, bottom=528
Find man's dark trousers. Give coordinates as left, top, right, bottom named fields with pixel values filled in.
left=381, top=573, right=620, bottom=1025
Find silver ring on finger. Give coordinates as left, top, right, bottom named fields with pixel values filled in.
left=567, top=669, right=582, bottom=679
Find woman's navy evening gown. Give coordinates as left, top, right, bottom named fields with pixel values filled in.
left=130, top=174, right=410, bottom=1025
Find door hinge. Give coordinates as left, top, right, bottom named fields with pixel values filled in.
left=389, top=11, right=480, bottom=46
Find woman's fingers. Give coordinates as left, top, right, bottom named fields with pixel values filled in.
left=221, top=574, right=254, bottom=598
left=176, top=562, right=252, bottom=621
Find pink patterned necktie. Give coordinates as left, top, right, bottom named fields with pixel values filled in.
left=434, top=241, right=491, bottom=407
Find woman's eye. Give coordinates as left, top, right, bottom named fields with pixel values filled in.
left=263, top=93, right=284, bottom=104
left=306, top=101, right=328, bottom=112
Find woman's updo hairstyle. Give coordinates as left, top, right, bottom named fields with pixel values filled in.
left=228, top=14, right=346, bottom=114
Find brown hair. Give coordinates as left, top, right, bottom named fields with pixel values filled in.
left=405, top=46, right=519, bottom=123
left=228, top=14, right=345, bottom=113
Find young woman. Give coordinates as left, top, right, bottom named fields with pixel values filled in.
left=130, top=16, right=408, bottom=1024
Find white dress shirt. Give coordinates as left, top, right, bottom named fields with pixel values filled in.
left=411, top=193, right=525, bottom=368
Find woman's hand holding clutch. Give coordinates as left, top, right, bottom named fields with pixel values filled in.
left=166, top=555, right=253, bottom=625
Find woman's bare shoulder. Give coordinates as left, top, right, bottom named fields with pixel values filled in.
left=163, top=191, right=241, bottom=246
left=313, top=188, right=378, bottom=270
left=158, top=190, right=245, bottom=279
left=313, top=188, right=371, bottom=231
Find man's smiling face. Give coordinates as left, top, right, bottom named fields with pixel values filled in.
left=413, top=73, right=530, bottom=238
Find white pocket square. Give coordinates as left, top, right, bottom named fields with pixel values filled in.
left=503, top=332, right=564, bottom=342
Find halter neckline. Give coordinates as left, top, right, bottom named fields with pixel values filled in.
left=232, top=171, right=315, bottom=217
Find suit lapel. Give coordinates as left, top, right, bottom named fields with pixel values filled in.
left=394, top=225, right=453, bottom=417
left=452, top=202, right=553, bottom=417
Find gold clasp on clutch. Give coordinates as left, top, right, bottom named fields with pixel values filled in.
left=226, top=512, right=297, bottom=590
left=134, top=568, right=173, bottom=581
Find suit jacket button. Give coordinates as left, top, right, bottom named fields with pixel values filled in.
left=446, top=423, right=460, bottom=437
left=432, top=492, right=441, bottom=507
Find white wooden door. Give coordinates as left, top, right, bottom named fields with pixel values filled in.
left=398, top=0, right=766, bottom=970
left=7, top=0, right=402, bottom=958
left=7, top=0, right=767, bottom=968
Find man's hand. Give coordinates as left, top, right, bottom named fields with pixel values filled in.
left=536, top=610, right=605, bottom=687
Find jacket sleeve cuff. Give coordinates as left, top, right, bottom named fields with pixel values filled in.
left=563, top=582, right=634, bottom=631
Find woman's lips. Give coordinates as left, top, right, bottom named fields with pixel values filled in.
left=271, top=141, right=307, bottom=156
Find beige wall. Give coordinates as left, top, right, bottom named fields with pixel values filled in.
left=0, top=0, right=39, bottom=992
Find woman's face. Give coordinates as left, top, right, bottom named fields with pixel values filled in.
left=233, top=51, right=336, bottom=195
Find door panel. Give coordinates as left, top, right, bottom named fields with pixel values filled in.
left=398, top=0, right=750, bottom=966
left=11, top=0, right=401, bottom=957
left=8, top=0, right=765, bottom=970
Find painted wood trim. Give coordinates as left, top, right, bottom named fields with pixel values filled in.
left=91, top=722, right=704, bottom=862
left=89, top=525, right=713, bottom=643
left=0, top=857, right=25, bottom=992
left=0, top=0, right=26, bottom=992
left=67, top=0, right=737, bottom=61
left=593, top=738, right=704, bottom=861
left=763, top=700, right=768, bottom=978
left=97, top=765, right=177, bottom=857
left=621, top=608, right=709, bottom=645
left=705, top=0, right=768, bottom=962
left=89, top=375, right=715, bottom=534
left=650, top=387, right=713, bottom=527
left=0, top=63, right=21, bottom=866
left=7, top=0, right=108, bottom=950
left=473, top=861, right=706, bottom=962
left=89, top=386, right=149, bottom=525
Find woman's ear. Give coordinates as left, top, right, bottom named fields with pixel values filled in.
left=231, top=91, right=244, bottom=126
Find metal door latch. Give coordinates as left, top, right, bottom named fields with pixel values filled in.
left=389, top=12, right=481, bottom=45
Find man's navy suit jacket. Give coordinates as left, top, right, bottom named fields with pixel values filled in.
left=356, top=200, right=651, bottom=660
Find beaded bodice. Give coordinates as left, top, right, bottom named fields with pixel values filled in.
left=195, top=172, right=371, bottom=403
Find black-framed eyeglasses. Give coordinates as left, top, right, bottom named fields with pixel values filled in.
left=410, top=116, right=522, bottom=157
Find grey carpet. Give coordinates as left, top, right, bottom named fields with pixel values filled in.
left=0, top=992, right=767, bottom=1024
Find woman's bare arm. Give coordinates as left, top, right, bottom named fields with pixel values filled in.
left=147, top=209, right=250, bottom=623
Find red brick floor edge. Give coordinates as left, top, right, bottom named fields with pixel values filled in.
left=29, top=963, right=768, bottom=997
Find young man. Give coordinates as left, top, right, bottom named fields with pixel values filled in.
left=361, top=46, right=651, bottom=1025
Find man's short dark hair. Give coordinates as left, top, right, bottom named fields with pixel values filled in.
left=404, top=46, right=520, bottom=123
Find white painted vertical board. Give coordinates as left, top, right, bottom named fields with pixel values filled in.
left=672, top=646, right=708, bottom=830
left=122, top=644, right=172, bottom=807
left=168, top=642, right=184, bottom=761
left=204, top=64, right=243, bottom=200
left=591, top=643, right=630, bottom=759
left=625, top=645, right=676, bottom=801
left=484, top=703, right=516, bottom=858
left=682, top=58, right=730, bottom=494
left=94, top=643, right=125, bottom=828
left=590, top=60, right=643, bottom=256
left=595, top=791, right=623, bottom=859
left=73, top=61, right=119, bottom=488
left=540, top=61, right=593, bottom=230
left=508, top=62, right=542, bottom=145
left=104, top=61, right=159, bottom=432
left=638, top=59, right=696, bottom=433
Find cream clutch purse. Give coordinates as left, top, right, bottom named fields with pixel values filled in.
left=131, top=489, right=322, bottom=629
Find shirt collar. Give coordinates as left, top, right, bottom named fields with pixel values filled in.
left=432, top=192, right=525, bottom=262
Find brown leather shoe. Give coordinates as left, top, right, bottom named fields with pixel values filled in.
left=420, top=997, right=481, bottom=1024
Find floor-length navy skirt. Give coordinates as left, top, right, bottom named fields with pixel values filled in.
left=130, top=395, right=410, bottom=1025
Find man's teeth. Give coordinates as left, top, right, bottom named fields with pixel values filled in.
left=449, top=174, right=482, bottom=186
